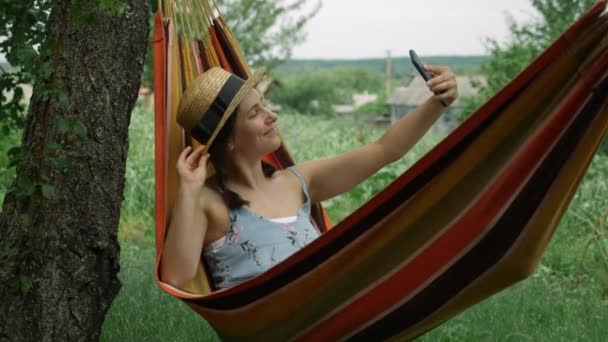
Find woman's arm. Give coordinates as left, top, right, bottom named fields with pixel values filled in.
left=381, top=65, right=459, bottom=160
left=297, top=65, right=458, bottom=203
left=160, top=188, right=209, bottom=289
left=160, top=145, right=211, bottom=289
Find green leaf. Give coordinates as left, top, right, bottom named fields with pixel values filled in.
left=57, top=91, right=69, bottom=110
left=115, top=3, right=128, bottom=15
left=40, top=173, right=50, bottom=183
left=17, top=175, right=35, bottom=195
left=70, top=3, right=84, bottom=21
left=6, top=248, right=18, bottom=258
left=9, top=277, right=21, bottom=291
left=7, top=159, right=19, bottom=168
left=7, top=147, right=25, bottom=168
left=55, top=117, right=70, bottom=133
left=8, top=146, right=22, bottom=156
left=73, top=121, right=88, bottom=139
left=45, top=142, right=62, bottom=153
left=54, top=154, right=73, bottom=170
left=21, top=214, right=32, bottom=231
left=38, top=62, right=53, bottom=80
left=42, top=184, right=56, bottom=200
left=20, top=275, right=33, bottom=293
left=13, top=86, right=24, bottom=101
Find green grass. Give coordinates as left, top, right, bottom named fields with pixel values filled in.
left=2, top=102, right=605, bottom=340
left=98, top=105, right=608, bottom=340
left=277, top=111, right=447, bottom=223
left=100, top=243, right=220, bottom=342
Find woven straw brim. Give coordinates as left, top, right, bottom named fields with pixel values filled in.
left=202, top=68, right=265, bottom=153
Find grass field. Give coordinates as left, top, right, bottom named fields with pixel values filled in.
left=2, top=102, right=606, bottom=341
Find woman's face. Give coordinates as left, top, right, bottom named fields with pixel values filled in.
left=231, top=89, right=281, bottom=157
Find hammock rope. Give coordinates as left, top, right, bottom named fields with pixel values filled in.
left=153, top=1, right=608, bottom=340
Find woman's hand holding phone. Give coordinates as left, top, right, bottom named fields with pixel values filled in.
left=409, top=49, right=459, bottom=107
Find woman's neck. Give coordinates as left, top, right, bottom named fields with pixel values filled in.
left=224, top=154, right=267, bottom=191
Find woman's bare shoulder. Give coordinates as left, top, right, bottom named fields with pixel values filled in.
left=200, top=177, right=227, bottom=210
left=200, top=177, right=231, bottom=243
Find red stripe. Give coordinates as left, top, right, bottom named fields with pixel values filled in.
left=298, top=51, right=608, bottom=340
left=210, top=26, right=233, bottom=73
left=219, top=0, right=605, bottom=294
left=153, top=0, right=605, bottom=304
left=153, top=10, right=167, bottom=259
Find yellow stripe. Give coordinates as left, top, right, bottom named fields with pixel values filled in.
left=394, top=22, right=608, bottom=341
left=195, top=19, right=604, bottom=340
left=159, top=5, right=608, bottom=341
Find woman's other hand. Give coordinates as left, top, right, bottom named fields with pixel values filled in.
left=176, top=145, right=210, bottom=193
left=424, top=65, right=459, bottom=106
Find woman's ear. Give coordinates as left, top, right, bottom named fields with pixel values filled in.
left=227, top=135, right=235, bottom=151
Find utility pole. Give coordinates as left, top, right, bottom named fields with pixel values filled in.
left=386, top=49, right=392, bottom=97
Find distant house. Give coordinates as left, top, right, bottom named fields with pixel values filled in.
left=256, top=76, right=282, bottom=112
left=333, top=91, right=378, bottom=115
left=387, top=74, right=485, bottom=132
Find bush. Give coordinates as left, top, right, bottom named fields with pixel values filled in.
left=270, top=66, right=383, bottom=114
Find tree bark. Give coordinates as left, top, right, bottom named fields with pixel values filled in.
left=0, top=1, right=149, bottom=340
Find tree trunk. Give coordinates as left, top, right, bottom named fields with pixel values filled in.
left=0, top=1, right=149, bottom=340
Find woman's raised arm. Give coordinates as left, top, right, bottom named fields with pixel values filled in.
left=297, top=65, right=458, bottom=203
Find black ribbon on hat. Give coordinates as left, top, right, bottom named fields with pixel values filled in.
left=191, top=74, right=245, bottom=144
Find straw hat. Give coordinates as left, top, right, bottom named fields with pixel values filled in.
left=177, top=67, right=266, bottom=150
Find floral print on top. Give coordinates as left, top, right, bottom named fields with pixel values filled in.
left=203, top=166, right=321, bottom=290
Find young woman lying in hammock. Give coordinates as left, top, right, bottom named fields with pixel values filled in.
left=160, top=66, right=459, bottom=290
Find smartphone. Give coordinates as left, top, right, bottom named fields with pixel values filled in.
left=409, top=49, right=448, bottom=107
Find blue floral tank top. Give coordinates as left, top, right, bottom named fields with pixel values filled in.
left=203, top=166, right=321, bottom=290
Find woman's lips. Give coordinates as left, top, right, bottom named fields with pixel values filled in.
left=264, top=127, right=276, bottom=135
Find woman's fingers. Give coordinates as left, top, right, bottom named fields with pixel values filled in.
left=185, top=145, right=205, bottom=165
left=430, top=80, right=456, bottom=93
left=434, top=88, right=458, bottom=103
left=198, top=153, right=210, bottom=168
left=426, top=71, right=454, bottom=87
left=423, top=64, right=448, bottom=73
left=178, top=146, right=192, bottom=164
left=423, top=64, right=458, bottom=105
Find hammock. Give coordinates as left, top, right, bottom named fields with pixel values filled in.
left=153, top=1, right=608, bottom=340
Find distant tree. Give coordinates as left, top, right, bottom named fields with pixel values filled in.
left=270, top=67, right=384, bottom=114
left=355, top=92, right=389, bottom=116
left=222, top=0, right=320, bottom=68
left=457, top=0, right=596, bottom=123
left=140, top=0, right=321, bottom=86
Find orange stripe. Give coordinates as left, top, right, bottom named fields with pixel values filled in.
left=300, top=50, right=608, bottom=341
left=398, top=91, right=608, bottom=341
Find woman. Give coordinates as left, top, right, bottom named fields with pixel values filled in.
left=160, top=66, right=458, bottom=290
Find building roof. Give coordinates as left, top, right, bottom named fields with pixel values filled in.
left=256, top=76, right=281, bottom=95
left=333, top=91, right=378, bottom=114
left=386, top=74, right=485, bottom=106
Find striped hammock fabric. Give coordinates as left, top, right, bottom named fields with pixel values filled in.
left=153, top=1, right=608, bottom=340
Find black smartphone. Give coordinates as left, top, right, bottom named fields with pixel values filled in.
left=409, top=49, right=448, bottom=107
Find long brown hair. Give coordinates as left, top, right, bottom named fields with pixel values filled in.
left=208, top=112, right=276, bottom=209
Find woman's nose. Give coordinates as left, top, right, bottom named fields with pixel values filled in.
left=264, top=107, right=278, bottom=123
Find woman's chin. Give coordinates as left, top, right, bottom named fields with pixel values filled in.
left=263, top=138, right=282, bottom=155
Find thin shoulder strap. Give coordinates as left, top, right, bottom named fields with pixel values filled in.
left=287, top=166, right=310, bottom=202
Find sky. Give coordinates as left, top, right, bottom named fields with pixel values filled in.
left=0, top=0, right=541, bottom=64
left=291, top=0, right=539, bottom=59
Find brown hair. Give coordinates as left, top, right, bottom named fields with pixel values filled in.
left=208, top=112, right=276, bottom=209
